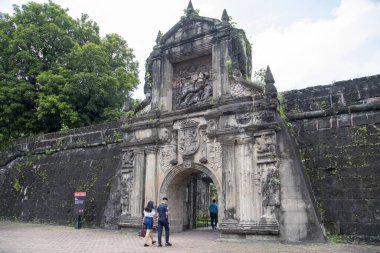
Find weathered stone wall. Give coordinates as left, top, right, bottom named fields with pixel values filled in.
left=282, top=75, right=380, bottom=241
left=0, top=122, right=123, bottom=228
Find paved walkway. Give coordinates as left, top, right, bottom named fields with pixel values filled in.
left=0, top=221, right=378, bottom=253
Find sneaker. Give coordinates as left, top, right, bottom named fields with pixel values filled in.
left=165, top=242, right=172, bottom=246
left=152, top=240, right=156, bottom=245
left=158, top=244, right=162, bottom=247
left=144, top=244, right=149, bottom=247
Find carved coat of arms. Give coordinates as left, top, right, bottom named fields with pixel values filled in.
left=178, top=122, right=199, bottom=156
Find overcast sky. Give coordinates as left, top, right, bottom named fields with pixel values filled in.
left=1, top=0, right=380, bottom=99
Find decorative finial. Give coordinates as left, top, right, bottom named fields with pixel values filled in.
left=264, top=65, right=277, bottom=97
left=185, top=0, right=197, bottom=16
left=221, top=9, right=230, bottom=22
left=187, top=1, right=194, bottom=12
left=155, top=30, right=163, bottom=45
left=264, top=65, right=275, bottom=84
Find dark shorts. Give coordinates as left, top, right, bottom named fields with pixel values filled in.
left=144, top=217, right=154, bottom=229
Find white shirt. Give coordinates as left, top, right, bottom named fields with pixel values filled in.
left=144, top=209, right=156, bottom=218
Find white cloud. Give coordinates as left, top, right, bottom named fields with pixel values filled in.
left=1, top=0, right=379, bottom=97
left=253, top=0, right=380, bottom=91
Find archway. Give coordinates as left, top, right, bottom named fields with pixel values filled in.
left=159, top=163, right=222, bottom=232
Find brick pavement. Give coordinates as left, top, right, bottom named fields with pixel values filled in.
left=0, top=221, right=378, bottom=253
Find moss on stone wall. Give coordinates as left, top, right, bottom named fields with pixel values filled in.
left=0, top=122, right=123, bottom=228
left=282, top=75, right=380, bottom=242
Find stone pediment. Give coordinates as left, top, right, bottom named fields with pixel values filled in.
left=144, top=1, right=253, bottom=112
left=161, top=15, right=221, bottom=46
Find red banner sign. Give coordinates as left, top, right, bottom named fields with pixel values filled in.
left=74, top=192, right=86, bottom=197
left=74, top=192, right=86, bottom=215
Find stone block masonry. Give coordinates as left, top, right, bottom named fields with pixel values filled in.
left=0, top=2, right=379, bottom=243
left=0, top=121, right=123, bottom=228
left=0, top=76, right=378, bottom=241
left=282, top=74, right=380, bottom=242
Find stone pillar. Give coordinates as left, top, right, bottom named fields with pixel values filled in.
left=253, top=131, right=280, bottom=233
left=118, top=148, right=146, bottom=229
left=235, top=138, right=255, bottom=222
left=212, top=36, right=231, bottom=99
left=151, top=58, right=162, bottom=110
left=252, top=164, right=262, bottom=222
left=120, top=150, right=134, bottom=216
left=220, top=139, right=237, bottom=220
left=161, top=57, right=173, bottom=112
left=144, top=146, right=158, bottom=204
left=212, top=42, right=222, bottom=98
left=220, top=39, right=231, bottom=95
left=130, top=148, right=145, bottom=218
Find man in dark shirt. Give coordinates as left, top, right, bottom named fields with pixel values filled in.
left=209, top=199, right=218, bottom=230
left=156, top=197, right=172, bottom=247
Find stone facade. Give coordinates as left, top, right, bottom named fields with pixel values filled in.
left=117, top=2, right=324, bottom=242
left=5, top=1, right=380, bottom=243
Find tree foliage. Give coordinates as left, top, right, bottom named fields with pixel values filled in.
left=0, top=2, right=139, bottom=146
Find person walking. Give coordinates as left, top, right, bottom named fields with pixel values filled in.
left=156, top=197, right=172, bottom=247
left=209, top=199, right=218, bottom=230
left=143, top=201, right=156, bottom=247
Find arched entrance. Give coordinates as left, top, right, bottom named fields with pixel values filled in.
left=159, top=163, right=222, bottom=232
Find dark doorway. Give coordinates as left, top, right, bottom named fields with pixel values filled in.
left=165, top=168, right=218, bottom=232
left=190, top=173, right=217, bottom=229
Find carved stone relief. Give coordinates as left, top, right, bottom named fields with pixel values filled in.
left=207, top=118, right=218, bottom=132
left=253, top=132, right=280, bottom=224
left=122, top=150, right=134, bottom=168
left=165, top=20, right=213, bottom=44
left=254, top=133, right=276, bottom=162
left=235, top=113, right=252, bottom=126
left=159, top=145, right=176, bottom=172
left=260, top=163, right=280, bottom=223
left=120, top=149, right=134, bottom=215
left=199, top=127, right=208, bottom=163
left=159, top=128, right=171, bottom=144
left=234, top=113, right=263, bottom=127
left=180, top=20, right=204, bottom=40
left=120, top=170, right=133, bottom=215
left=178, top=120, right=199, bottom=156
left=183, top=157, right=193, bottom=168
left=172, top=55, right=212, bottom=110
left=208, top=139, right=222, bottom=171
left=231, top=82, right=253, bottom=97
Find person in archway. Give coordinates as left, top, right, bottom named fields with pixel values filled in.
left=209, top=199, right=218, bottom=230
left=156, top=197, right=172, bottom=247
left=143, top=200, right=157, bottom=247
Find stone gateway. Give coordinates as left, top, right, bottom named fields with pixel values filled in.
left=2, top=1, right=379, bottom=244
left=116, top=2, right=325, bottom=242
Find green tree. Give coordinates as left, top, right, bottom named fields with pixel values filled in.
left=253, top=67, right=266, bottom=86
left=0, top=2, right=139, bottom=147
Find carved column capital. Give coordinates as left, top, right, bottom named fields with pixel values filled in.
left=145, top=146, right=158, bottom=154
left=133, top=148, right=145, bottom=155
left=235, top=137, right=253, bottom=145
left=219, top=139, right=235, bottom=146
